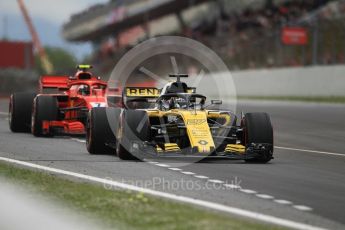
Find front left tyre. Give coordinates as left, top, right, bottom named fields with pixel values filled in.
left=86, top=107, right=120, bottom=155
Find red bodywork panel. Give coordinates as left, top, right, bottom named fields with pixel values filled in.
left=42, top=120, right=85, bottom=135
left=38, top=73, right=108, bottom=135
left=39, top=75, right=69, bottom=92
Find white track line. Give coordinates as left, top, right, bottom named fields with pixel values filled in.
left=240, top=189, right=257, bottom=194
left=67, top=138, right=324, bottom=213
left=293, top=205, right=313, bottom=211
left=276, top=146, right=344, bottom=157
left=223, top=184, right=241, bottom=189
left=0, top=156, right=325, bottom=230
left=68, top=136, right=344, bottom=158
left=256, top=194, right=274, bottom=199
left=194, top=175, right=209, bottom=179
left=168, top=168, right=182, bottom=171
left=274, top=200, right=292, bottom=205
left=155, top=163, right=170, bottom=167
left=207, top=179, right=224, bottom=184
left=0, top=112, right=8, bottom=115
left=181, top=171, right=195, bottom=175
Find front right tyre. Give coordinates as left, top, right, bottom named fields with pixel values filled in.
left=243, top=112, right=273, bottom=163
left=31, top=96, right=58, bottom=137
left=116, top=110, right=150, bottom=160
left=9, top=92, right=36, bottom=132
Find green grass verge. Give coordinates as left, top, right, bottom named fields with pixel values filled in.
left=238, top=96, right=345, bottom=104
left=0, top=161, right=284, bottom=230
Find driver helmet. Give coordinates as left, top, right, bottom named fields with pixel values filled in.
left=78, top=85, right=90, bottom=95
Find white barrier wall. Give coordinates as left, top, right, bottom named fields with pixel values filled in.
left=231, top=65, right=345, bottom=97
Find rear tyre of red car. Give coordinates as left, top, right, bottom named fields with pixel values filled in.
left=31, top=96, right=58, bottom=137
left=116, top=110, right=150, bottom=160
left=243, top=113, right=273, bottom=163
left=86, top=107, right=119, bottom=155
left=9, top=92, right=36, bottom=132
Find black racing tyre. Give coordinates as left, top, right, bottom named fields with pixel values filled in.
left=116, top=110, right=150, bottom=160
left=86, top=107, right=120, bottom=155
left=243, top=113, right=273, bottom=163
left=9, top=92, right=36, bottom=132
left=31, top=96, right=58, bottom=137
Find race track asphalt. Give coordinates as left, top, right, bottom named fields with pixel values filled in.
left=0, top=99, right=344, bottom=229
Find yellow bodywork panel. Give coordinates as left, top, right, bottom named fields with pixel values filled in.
left=164, top=143, right=180, bottom=151
left=178, top=110, right=215, bottom=153
left=156, top=143, right=180, bottom=153
left=146, top=109, right=234, bottom=154
left=156, top=146, right=163, bottom=153
left=225, top=144, right=245, bottom=154
left=164, top=143, right=180, bottom=152
left=207, top=112, right=232, bottom=126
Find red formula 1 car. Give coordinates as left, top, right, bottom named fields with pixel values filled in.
left=9, top=65, right=108, bottom=136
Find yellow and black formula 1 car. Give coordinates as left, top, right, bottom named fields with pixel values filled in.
left=86, top=74, right=274, bottom=163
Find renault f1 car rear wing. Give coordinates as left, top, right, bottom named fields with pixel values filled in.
left=122, top=87, right=160, bottom=109
left=125, top=87, right=160, bottom=98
